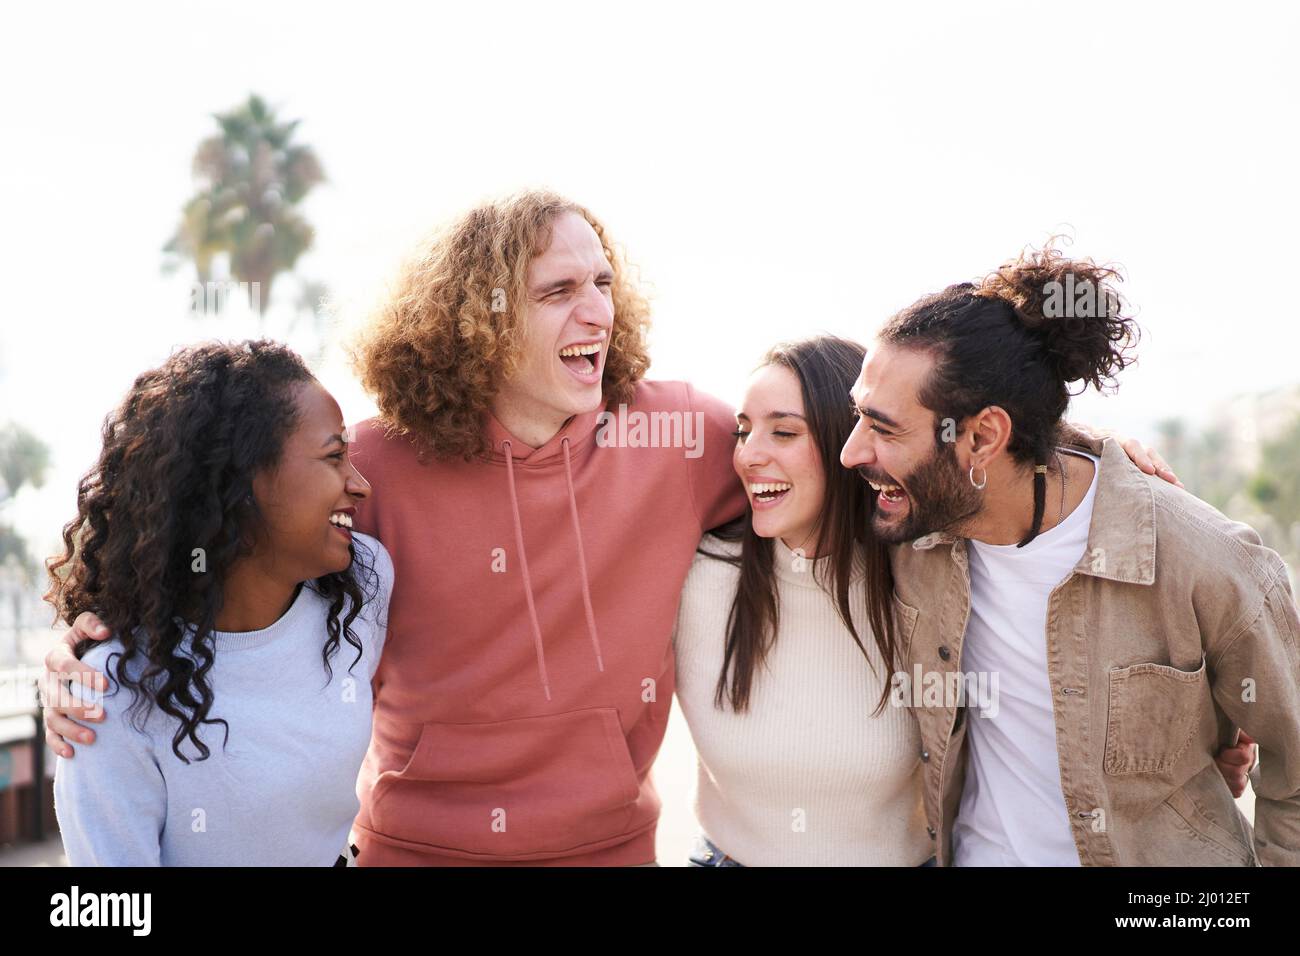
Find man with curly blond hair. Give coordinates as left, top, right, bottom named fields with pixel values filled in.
left=335, top=190, right=746, bottom=864
left=39, top=191, right=744, bottom=867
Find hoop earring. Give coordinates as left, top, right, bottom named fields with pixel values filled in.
left=969, top=465, right=987, bottom=490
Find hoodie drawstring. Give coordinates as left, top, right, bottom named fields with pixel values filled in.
left=561, top=437, right=604, bottom=673
left=501, top=438, right=605, bottom=702
left=502, top=440, right=552, bottom=701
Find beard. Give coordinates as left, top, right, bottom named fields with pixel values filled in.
left=864, top=441, right=984, bottom=544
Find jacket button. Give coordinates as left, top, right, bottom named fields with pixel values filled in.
left=920, top=749, right=930, bottom=762
left=938, top=646, right=951, bottom=661
left=927, top=826, right=936, bottom=839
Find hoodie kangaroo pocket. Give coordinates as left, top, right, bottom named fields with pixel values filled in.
left=368, top=707, right=642, bottom=860
left=1104, top=654, right=1208, bottom=775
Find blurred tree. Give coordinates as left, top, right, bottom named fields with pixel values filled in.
left=163, top=94, right=325, bottom=323
left=1156, top=417, right=1240, bottom=512
left=1248, top=413, right=1300, bottom=530
left=0, top=422, right=50, bottom=580
left=0, top=422, right=49, bottom=510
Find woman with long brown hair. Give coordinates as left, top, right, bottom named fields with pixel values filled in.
left=671, top=330, right=1239, bottom=867
left=673, top=335, right=932, bottom=866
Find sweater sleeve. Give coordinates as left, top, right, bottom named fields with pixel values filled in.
left=685, top=383, right=747, bottom=533
left=53, top=646, right=166, bottom=866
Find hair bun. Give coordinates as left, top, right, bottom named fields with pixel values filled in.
left=973, top=238, right=1139, bottom=393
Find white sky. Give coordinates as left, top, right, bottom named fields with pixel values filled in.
left=3, top=0, right=1298, bottom=557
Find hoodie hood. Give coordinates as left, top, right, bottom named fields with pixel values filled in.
left=483, top=407, right=604, bottom=467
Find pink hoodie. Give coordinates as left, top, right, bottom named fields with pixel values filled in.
left=348, top=380, right=745, bottom=865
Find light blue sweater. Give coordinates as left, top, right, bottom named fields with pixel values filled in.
left=54, top=533, right=393, bottom=866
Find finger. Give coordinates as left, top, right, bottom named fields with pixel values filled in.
left=1214, top=758, right=1248, bottom=796
left=39, top=670, right=106, bottom=718
left=46, top=711, right=95, bottom=746
left=46, top=727, right=75, bottom=759
left=73, top=610, right=111, bottom=641
left=44, top=640, right=81, bottom=675
left=1238, top=731, right=1257, bottom=746
left=1145, top=446, right=1182, bottom=485
left=45, top=656, right=107, bottom=694
left=44, top=639, right=108, bottom=693
left=1121, top=438, right=1155, bottom=474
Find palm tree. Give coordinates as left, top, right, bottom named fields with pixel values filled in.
left=0, top=421, right=50, bottom=584
left=164, top=94, right=324, bottom=323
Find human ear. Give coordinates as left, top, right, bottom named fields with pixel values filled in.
left=967, top=407, right=1013, bottom=469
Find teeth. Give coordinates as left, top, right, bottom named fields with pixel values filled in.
left=749, top=482, right=793, bottom=495
left=329, top=513, right=353, bottom=528
left=868, top=481, right=903, bottom=494
left=559, top=343, right=602, bottom=357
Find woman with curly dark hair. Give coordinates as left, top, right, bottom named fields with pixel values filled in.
left=46, top=339, right=393, bottom=866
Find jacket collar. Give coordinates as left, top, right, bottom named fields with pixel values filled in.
left=909, top=434, right=1157, bottom=586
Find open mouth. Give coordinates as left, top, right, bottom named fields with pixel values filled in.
left=328, top=511, right=353, bottom=537
left=559, top=342, right=602, bottom=380
left=867, top=479, right=909, bottom=514
left=749, top=481, right=792, bottom=508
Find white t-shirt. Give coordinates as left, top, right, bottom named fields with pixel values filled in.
left=951, top=449, right=1100, bottom=867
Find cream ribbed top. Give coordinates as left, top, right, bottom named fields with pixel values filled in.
left=672, top=533, right=931, bottom=866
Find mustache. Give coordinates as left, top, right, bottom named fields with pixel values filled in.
left=854, top=465, right=901, bottom=486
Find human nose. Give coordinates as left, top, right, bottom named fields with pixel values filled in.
left=346, top=462, right=372, bottom=500
left=575, top=280, right=614, bottom=331
left=840, top=418, right=876, bottom=471
left=736, top=431, right=772, bottom=470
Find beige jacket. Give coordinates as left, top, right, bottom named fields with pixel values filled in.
left=891, top=432, right=1300, bottom=866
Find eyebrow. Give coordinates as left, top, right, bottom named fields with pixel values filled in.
left=864, top=407, right=901, bottom=429
left=850, top=390, right=901, bottom=430
left=321, top=432, right=347, bottom=449
left=735, top=411, right=806, bottom=422
left=531, top=267, right=615, bottom=297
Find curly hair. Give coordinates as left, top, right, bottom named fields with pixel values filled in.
left=45, top=340, right=377, bottom=763
left=350, top=189, right=653, bottom=460
left=879, top=237, right=1141, bottom=546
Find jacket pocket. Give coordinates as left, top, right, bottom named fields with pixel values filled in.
left=1157, top=772, right=1255, bottom=866
left=368, top=707, right=641, bottom=860
left=1104, top=654, right=1208, bottom=775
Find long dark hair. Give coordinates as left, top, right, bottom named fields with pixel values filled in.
left=45, top=340, right=377, bottom=763
left=880, top=239, right=1140, bottom=546
left=703, top=335, right=898, bottom=715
